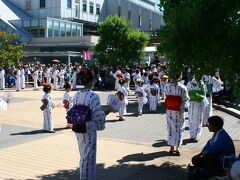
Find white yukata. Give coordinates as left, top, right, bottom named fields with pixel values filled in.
left=52, top=69, right=59, bottom=90
left=187, top=80, right=208, bottom=140
left=0, top=69, right=5, bottom=90
left=158, top=70, right=167, bottom=99
left=136, top=86, right=147, bottom=114
left=59, top=69, right=65, bottom=89
left=72, top=71, right=77, bottom=90
left=42, top=93, right=54, bottom=131
left=202, top=75, right=223, bottom=124
left=33, top=70, right=39, bottom=90
left=165, top=83, right=189, bottom=147
left=15, top=69, right=21, bottom=91
left=63, top=91, right=73, bottom=126
left=117, top=85, right=128, bottom=117
left=148, top=83, right=160, bottom=112
left=0, top=98, right=8, bottom=132
left=72, top=89, right=105, bottom=180
left=123, top=72, right=130, bottom=92
left=46, top=68, right=52, bottom=84
left=132, top=72, right=142, bottom=91
left=20, top=68, right=25, bottom=89
left=113, top=70, right=122, bottom=90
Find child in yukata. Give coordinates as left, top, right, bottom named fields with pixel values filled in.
left=148, top=76, right=160, bottom=112
left=63, top=82, right=73, bottom=128
left=41, top=84, right=55, bottom=133
left=117, top=79, right=128, bottom=121
left=135, top=80, right=147, bottom=115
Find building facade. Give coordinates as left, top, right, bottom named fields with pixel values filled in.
left=0, top=0, right=163, bottom=63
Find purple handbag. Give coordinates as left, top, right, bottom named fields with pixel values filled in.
left=66, top=104, right=92, bottom=124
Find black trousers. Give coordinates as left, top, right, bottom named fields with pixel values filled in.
left=192, top=153, right=223, bottom=179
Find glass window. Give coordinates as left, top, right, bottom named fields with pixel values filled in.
left=39, top=29, right=45, bottom=37
left=77, top=24, right=82, bottom=36
left=40, top=0, right=45, bottom=8
left=96, top=4, right=100, bottom=15
left=67, top=0, right=72, bottom=8
left=31, top=19, right=38, bottom=27
left=53, top=20, right=60, bottom=37
left=76, top=4, right=80, bottom=18
left=26, top=0, right=31, bottom=10
left=60, top=21, right=66, bottom=37
left=72, top=24, right=77, bottom=36
left=118, top=6, right=121, bottom=16
left=83, top=0, right=87, bottom=12
left=89, top=2, right=93, bottom=14
left=128, top=10, right=131, bottom=20
left=47, top=19, right=53, bottom=37
left=23, top=20, right=30, bottom=28
left=66, top=22, right=71, bottom=36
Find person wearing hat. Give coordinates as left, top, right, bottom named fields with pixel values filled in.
left=41, top=83, right=55, bottom=133
left=117, top=78, right=128, bottom=120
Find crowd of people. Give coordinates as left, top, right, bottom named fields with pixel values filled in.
left=1, top=61, right=240, bottom=180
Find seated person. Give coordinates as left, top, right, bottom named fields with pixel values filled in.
left=191, top=116, right=235, bottom=179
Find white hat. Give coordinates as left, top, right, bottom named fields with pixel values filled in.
left=230, top=161, right=240, bottom=180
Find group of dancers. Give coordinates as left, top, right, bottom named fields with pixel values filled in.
left=111, top=64, right=224, bottom=155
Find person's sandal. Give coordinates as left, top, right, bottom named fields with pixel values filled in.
left=175, top=151, right=180, bottom=156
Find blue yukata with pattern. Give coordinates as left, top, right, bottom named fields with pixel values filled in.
left=72, top=89, right=105, bottom=180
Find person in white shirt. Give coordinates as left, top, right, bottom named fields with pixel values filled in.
left=0, top=66, right=5, bottom=90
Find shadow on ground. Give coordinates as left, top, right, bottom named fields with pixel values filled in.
left=37, top=162, right=187, bottom=180
left=10, top=127, right=67, bottom=136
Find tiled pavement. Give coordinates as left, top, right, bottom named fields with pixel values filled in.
left=0, top=88, right=240, bottom=180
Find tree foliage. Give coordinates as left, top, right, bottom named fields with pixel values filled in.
left=0, top=30, right=24, bottom=65
left=157, top=0, right=240, bottom=82
left=94, top=16, right=149, bottom=66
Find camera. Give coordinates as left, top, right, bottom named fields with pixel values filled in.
left=223, top=156, right=232, bottom=169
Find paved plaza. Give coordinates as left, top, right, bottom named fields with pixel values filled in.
left=0, top=88, right=240, bottom=180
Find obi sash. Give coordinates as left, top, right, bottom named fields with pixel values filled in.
left=165, top=95, right=182, bottom=111
left=188, top=90, right=204, bottom=102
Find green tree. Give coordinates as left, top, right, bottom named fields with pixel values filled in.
left=157, top=0, right=240, bottom=81
left=0, top=30, right=24, bottom=65
left=94, top=16, right=149, bottom=66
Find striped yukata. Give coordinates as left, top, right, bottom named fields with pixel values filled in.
left=73, top=89, right=105, bottom=180
left=165, top=83, right=189, bottom=147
